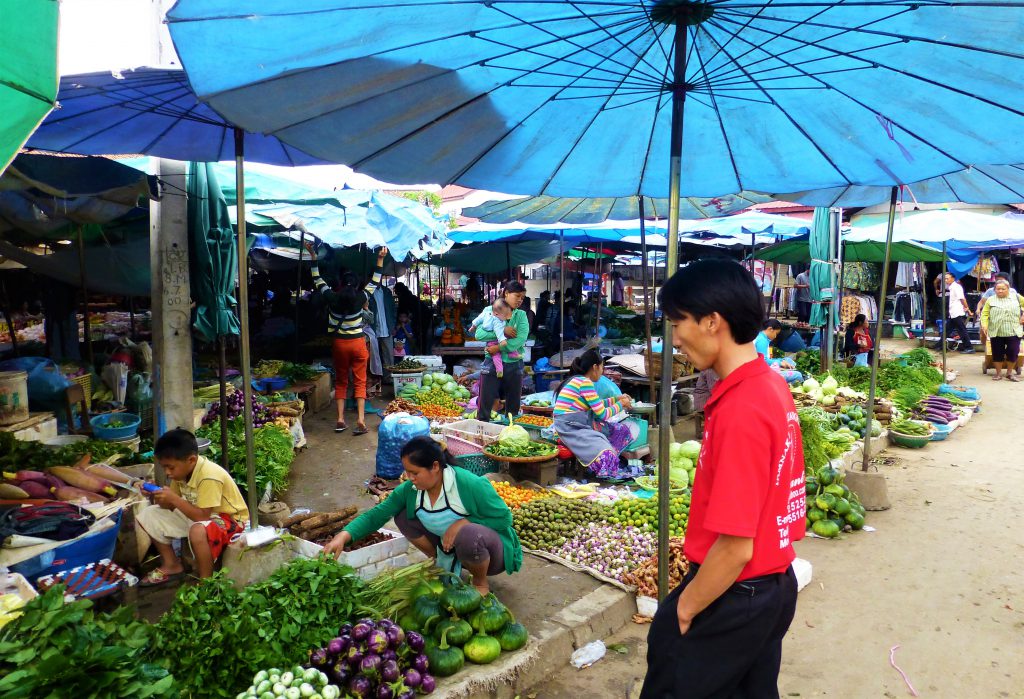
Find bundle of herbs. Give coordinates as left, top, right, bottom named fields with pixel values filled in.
left=197, top=417, right=293, bottom=495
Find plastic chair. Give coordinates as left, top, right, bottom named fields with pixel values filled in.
left=63, top=384, right=92, bottom=435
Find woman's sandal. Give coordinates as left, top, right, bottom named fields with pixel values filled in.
left=335, top=422, right=348, bottom=433
left=1008, top=375, right=1019, bottom=382
left=353, top=424, right=369, bottom=436
left=140, top=568, right=185, bottom=587
left=993, top=375, right=1003, bottom=381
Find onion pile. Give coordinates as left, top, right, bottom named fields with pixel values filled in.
left=554, top=522, right=657, bottom=582
left=201, top=390, right=278, bottom=428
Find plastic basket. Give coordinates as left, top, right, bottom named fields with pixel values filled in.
left=90, top=412, right=141, bottom=440
left=445, top=434, right=486, bottom=456
left=451, top=452, right=499, bottom=476
left=440, top=419, right=504, bottom=448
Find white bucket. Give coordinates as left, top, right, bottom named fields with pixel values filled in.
left=0, top=371, right=28, bottom=426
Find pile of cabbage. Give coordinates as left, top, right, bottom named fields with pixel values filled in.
left=792, top=375, right=865, bottom=406
left=666, top=440, right=700, bottom=488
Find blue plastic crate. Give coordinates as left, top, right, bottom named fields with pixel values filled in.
left=10, top=512, right=122, bottom=583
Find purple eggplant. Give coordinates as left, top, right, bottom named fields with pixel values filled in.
left=403, top=668, right=423, bottom=688
left=419, top=674, right=436, bottom=695
left=352, top=622, right=374, bottom=642
left=398, top=690, right=416, bottom=699
left=379, top=617, right=395, bottom=628
left=309, top=647, right=329, bottom=667
left=328, top=636, right=347, bottom=656
left=376, top=685, right=395, bottom=699
left=349, top=676, right=373, bottom=699
left=357, top=617, right=376, bottom=628
left=382, top=649, right=399, bottom=663
left=386, top=625, right=406, bottom=647
left=331, top=660, right=351, bottom=685
left=339, top=622, right=354, bottom=635
left=406, top=632, right=426, bottom=653
left=360, top=653, right=383, bottom=679
left=381, top=659, right=401, bottom=683
left=413, top=654, right=429, bottom=674
left=367, top=629, right=390, bottom=654
left=347, top=644, right=365, bottom=667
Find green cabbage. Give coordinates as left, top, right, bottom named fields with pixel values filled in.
left=497, top=421, right=531, bottom=449
left=678, top=440, right=702, bottom=461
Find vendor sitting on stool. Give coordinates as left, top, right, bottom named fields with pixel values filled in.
left=137, top=428, right=249, bottom=586
left=324, top=436, right=521, bottom=595
left=553, top=348, right=642, bottom=480
left=755, top=319, right=803, bottom=384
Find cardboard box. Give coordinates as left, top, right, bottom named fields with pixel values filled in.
left=311, top=372, right=333, bottom=413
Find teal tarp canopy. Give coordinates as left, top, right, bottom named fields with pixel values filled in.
left=808, top=208, right=831, bottom=327
left=435, top=239, right=562, bottom=273
left=189, top=162, right=240, bottom=341
left=755, top=235, right=945, bottom=264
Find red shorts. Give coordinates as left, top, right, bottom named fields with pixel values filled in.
left=203, top=513, right=244, bottom=560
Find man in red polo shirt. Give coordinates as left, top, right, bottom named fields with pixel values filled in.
left=641, top=259, right=805, bottom=699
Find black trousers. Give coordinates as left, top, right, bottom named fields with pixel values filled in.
left=944, top=315, right=971, bottom=350
left=476, top=358, right=523, bottom=420
left=641, top=565, right=798, bottom=699
left=796, top=301, right=811, bottom=323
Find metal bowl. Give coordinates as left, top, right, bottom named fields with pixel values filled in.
left=196, top=437, right=212, bottom=453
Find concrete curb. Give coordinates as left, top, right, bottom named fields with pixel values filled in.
left=435, top=584, right=638, bottom=699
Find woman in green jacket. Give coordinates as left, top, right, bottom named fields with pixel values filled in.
left=324, top=436, right=522, bottom=594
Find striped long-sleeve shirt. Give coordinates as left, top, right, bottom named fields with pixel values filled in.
left=554, top=376, right=623, bottom=420
left=311, top=261, right=383, bottom=338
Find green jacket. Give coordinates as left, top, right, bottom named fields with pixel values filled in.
left=343, top=466, right=523, bottom=575
left=475, top=307, right=529, bottom=364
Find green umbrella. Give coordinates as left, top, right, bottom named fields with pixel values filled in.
left=188, top=162, right=240, bottom=476
left=0, top=0, right=58, bottom=174
left=808, top=208, right=833, bottom=329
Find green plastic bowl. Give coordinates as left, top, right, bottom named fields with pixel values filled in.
left=888, top=429, right=931, bottom=449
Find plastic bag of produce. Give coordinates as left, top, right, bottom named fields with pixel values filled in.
left=375, top=413, right=429, bottom=478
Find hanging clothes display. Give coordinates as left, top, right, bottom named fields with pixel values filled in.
left=970, top=255, right=999, bottom=281
left=894, top=262, right=920, bottom=289
left=841, top=262, right=881, bottom=292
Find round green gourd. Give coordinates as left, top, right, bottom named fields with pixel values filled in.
left=425, top=628, right=465, bottom=677
left=496, top=617, right=528, bottom=652
left=440, top=576, right=483, bottom=617
left=412, top=595, right=444, bottom=626
left=435, top=617, right=473, bottom=647
left=463, top=630, right=502, bottom=665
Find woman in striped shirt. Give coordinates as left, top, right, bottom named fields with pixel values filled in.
left=553, top=349, right=641, bottom=479
left=306, top=243, right=387, bottom=434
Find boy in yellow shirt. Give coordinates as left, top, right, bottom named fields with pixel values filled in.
left=137, top=428, right=249, bottom=586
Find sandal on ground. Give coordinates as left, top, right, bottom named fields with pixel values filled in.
left=1008, top=375, right=1020, bottom=382
left=993, top=375, right=1002, bottom=381
left=335, top=422, right=348, bottom=433
left=140, top=568, right=185, bottom=587
left=353, top=424, right=369, bottom=435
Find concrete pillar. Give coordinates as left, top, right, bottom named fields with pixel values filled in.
left=149, top=158, right=193, bottom=436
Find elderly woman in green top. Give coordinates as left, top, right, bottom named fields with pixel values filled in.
left=476, top=280, right=530, bottom=420
left=980, top=277, right=1024, bottom=382
left=324, top=436, right=522, bottom=595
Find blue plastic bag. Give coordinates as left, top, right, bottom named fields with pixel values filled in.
left=375, top=413, right=430, bottom=478
left=595, top=375, right=622, bottom=399
left=0, top=357, right=70, bottom=412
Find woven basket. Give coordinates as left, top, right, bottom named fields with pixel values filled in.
left=69, top=374, right=92, bottom=410
left=644, top=349, right=690, bottom=380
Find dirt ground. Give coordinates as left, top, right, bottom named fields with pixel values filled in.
left=527, top=343, right=1024, bottom=699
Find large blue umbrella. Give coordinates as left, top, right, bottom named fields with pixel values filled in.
left=168, top=0, right=1024, bottom=598
left=463, top=193, right=771, bottom=224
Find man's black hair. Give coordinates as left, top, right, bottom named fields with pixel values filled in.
left=763, top=319, right=783, bottom=331
left=154, top=428, right=199, bottom=460
left=658, top=258, right=764, bottom=344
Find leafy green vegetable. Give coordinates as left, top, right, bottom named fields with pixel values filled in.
left=197, top=417, right=293, bottom=495
left=156, top=557, right=370, bottom=699
left=877, top=361, right=942, bottom=395
left=0, top=432, right=146, bottom=473
left=485, top=440, right=557, bottom=458
left=0, top=586, right=177, bottom=698
left=798, top=407, right=842, bottom=472
left=496, top=422, right=531, bottom=449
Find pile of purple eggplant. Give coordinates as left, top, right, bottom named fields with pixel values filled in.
left=917, top=395, right=960, bottom=424
left=307, top=618, right=436, bottom=699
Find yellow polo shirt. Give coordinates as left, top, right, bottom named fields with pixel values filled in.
left=170, top=455, right=249, bottom=523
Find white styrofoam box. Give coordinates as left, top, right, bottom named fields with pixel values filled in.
left=392, top=372, right=423, bottom=396
left=2, top=414, right=58, bottom=443
left=339, top=529, right=408, bottom=569
left=355, top=553, right=410, bottom=581
left=793, top=557, right=813, bottom=592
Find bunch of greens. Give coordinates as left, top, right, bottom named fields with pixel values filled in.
left=486, top=440, right=558, bottom=458
left=817, top=364, right=872, bottom=393
left=197, top=417, right=293, bottom=495
left=0, top=586, right=177, bottom=698
left=156, top=557, right=371, bottom=699
left=877, top=361, right=942, bottom=395
left=278, top=362, right=320, bottom=383
left=0, top=433, right=145, bottom=472
left=798, top=407, right=844, bottom=472
left=900, top=347, right=936, bottom=368
left=794, top=351, right=821, bottom=377
left=890, top=385, right=928, bottom=413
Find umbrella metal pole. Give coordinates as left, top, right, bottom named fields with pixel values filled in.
left=861, top=187, right=898, bottom=472
left=920, top=262, right=928, bottom=348
left=836, top=245, right=846, bottom=364
left=657, top=20, right=688, bottom=602
left=639, top=201, right=657, bottom=403
left=941, top=243, right=948, bottom=377
left=234, top=128, right=259, bottom=529
left=128, top=296, right=136, bottom=342
left=559, top=232, right=565, bottom=368
left=218, top=335, right=230, bottom=470
left=594, top=250, right=602, bottom=337
left=78, top=227, right=94, bottom=366
left=295, top=230, right=304, bottom=361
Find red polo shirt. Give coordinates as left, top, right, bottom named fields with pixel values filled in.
left=683, top=358, right=806, bottom=580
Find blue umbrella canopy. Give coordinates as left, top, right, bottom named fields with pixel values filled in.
left=168, top=0, right=1024, bottom=197
left=27, top=67, right=327, bottom=166
left=462, top=193, right=772, bottom=224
